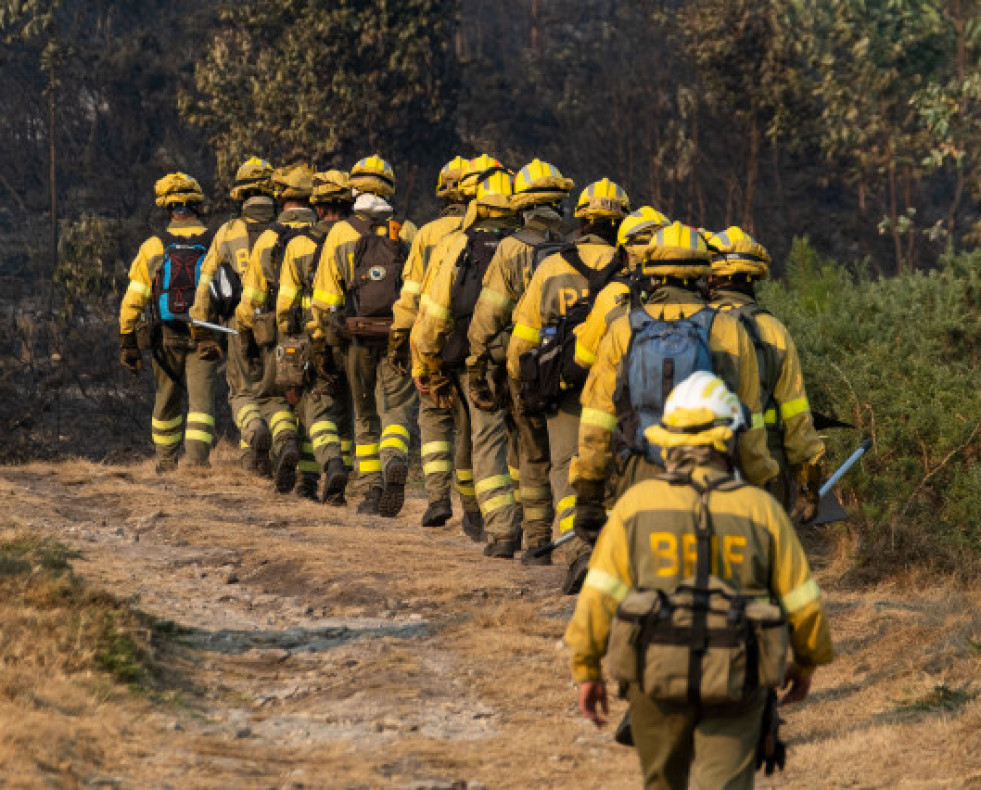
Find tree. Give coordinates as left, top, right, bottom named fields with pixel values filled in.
left=181, top=0, right=460, bottom=217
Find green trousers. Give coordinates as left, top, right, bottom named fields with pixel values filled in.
left=344, top=339, right=417, bottom=490
left=226, top=318, right=270, bottom=468
left=417, top=388, right=479, bottom=513
left=460, top=367, right=521, bottom=544
left=294, top=372, right=354, bottom=471
left=546, top=391, right=590, bottom=565
left=151, top=326, right=218, bottom=466
left=511, top=406, right=552, bottom=548
left=627, top=685, right=765, bottom=790
left=247, top=343, right=299, bottom=460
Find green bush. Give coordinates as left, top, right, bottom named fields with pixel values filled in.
left=759, top=240, right=981, bottom=577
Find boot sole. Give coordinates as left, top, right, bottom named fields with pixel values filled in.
left=322, top=466, right=349, bottom=504
left=273, top=446, right=300, bottom=494
left=378, top=460, right=408, bottom=518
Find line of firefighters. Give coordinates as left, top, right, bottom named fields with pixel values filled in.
left=118, top=153, right=834, bottom=788
left=118, top=153, right=826, bottom=597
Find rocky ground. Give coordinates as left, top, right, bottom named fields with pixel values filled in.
left=2, top=449, right=981, bottom=789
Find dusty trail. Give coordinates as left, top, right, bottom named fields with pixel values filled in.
left=2, top=451, right=981, bottom=789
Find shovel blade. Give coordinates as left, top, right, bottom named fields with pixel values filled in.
left=812, top=490, right=849, bottom=526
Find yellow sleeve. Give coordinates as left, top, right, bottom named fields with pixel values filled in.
left=766, top=502, right=834, bottom=676
left=119, top=237, right=160, bottom=334
left=189, top=224, right=228, bottom=322
left=411, top=243, right=457, bottom=377
left=399, top=218, right=418, bottom=246
left=310, top=225, right=348, bottom=332
left=563, top=507, right=634, bottom=683
left=573, top=284, right=627, bottom=369
left=770, top=325, right=825, bottom=466
left=276, top=241, right=304, bottom=335
left=730, top=319, right=779, bottom=486
left=391, top=227, right=430, bottom=333
left=234, top=236, right=271, bottom=330
left=468, top=242, right=521, bottom=368
left=570, top=319, right=628, bottom=487
left=505, top=268, right=546, bottom=380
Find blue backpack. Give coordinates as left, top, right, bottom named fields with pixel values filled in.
left=152, top=231, right=212, bottom=321
left=615, top=306, right=716, bottom=464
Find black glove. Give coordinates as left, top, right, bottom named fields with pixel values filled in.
left=241, top=327, right=261, bottom=361
left=467, top=365, right=497, bottom=412
left=792, top=460, right=823, bottom=525
left=388, top=329, right=411, bottom=376
left=191, top=325, right=222, bottom=361
left=119, top=332, right=142, bottom=374
left=428, top=373, right=456, bottom=410
left=312, top=340, right=341, bottom=389
left=572, top=502, right=607, bottom=546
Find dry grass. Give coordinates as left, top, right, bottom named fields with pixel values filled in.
left=1, top=451, right=981, bottom=787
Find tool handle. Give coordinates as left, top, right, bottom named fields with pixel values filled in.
left=819, top=438, right=872, bottom=497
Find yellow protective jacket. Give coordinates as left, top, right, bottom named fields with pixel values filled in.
left=710, top=289, right=825, bottom=467
left=276, top=218, right=336, bottom=335
left=573, top=278, right=632, bottom=369
left=467, top=227, right=561, bottom=369
left=505, top=235, right=617, bottom=380
left=234, top=207, right=318, bottom=331
left=570, top=285, right=779, bottom=488
left=309, top=213, right=412, bottom=332
left=390, top=206, right=466, bottom=334
left=410, top=216, right=513, bottom=378
left=564, top=464, right=834, bottom=683
left=119, top=218, right=208, bottom=334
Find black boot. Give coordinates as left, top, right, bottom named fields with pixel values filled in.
left=378, top=457, right=408, bottom=518
left=483, top=537, right=520, bottom=559
left=421, top=499, right=452, bottom=527
left=273, top=439, right=299, bottom=494
left=521, top=543, right=553, bottom=566
left=321, top=458, right=349, bottom=506
left=357, top=486, right=383, bottom=515
left=253, top=424, right=273, bottom=478
left=561, top=552, right=591, bottom=595
left=462, top=510, right=485, bottom=542
left=295, top=473, right=319, bottom=501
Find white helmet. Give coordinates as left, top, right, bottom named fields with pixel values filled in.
left=644, top=371, right=745, bottom=453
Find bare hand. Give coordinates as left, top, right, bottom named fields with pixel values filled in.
left=780, top=664, right=812, bottom=705
left=413, top=376, right=430, bottom=395
left=578, top=680, right=609, bottom=727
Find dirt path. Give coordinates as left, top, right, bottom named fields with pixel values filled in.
left=3, top=453, right=981, bottom=789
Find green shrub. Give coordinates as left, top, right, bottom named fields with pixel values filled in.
left=760, top=239, right=981, bottom=577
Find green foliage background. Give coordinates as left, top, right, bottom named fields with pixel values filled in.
left=761, top=242, right=981, bottom=575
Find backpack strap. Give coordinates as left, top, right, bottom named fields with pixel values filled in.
left=656, top=471, right=744, bottom=707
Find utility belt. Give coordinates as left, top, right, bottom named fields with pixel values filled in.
left=135, top=315, right=192, bottom=350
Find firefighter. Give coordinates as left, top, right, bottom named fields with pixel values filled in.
left=118, top=172, right=218, bottom=472
left=275, top=170, right=356, bottom=503
left=569, top=222, right=779, bottom=593
left=411, top=166, right=520, bottom=549
left=388, top=155, right=475, bottom=528
left=466, top=158, right=573, bottom=562
left=188, top=156, right=277, bottom=476
left=507, top=178, right=629, bottom=586
left=566, top=372, right=833, bottom=790
left=309, top=155, right=416, bottom=517
left=706, top=226, right=825, bottom=521
left=571, top=206, right=671, bottom=376
left=235, top=163, right=318, bottom=495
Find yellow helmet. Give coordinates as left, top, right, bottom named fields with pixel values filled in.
left=706, top=226, right=771, bottom=280
left=574, top=178, right=630, bottom=221
left=350, top=154, right=395, bottom=197
left=436, top=155, right=470, bottom=201
left=272, top=163, right=314, bottom=201
left=617, top=206, right=670, bottom=247
left=311, top=169, right=353, bottom=205
left=230, top=157, right=275, bottom=201
left=644, top=372, right=746, bottom=455
left=474, top=169, right=514, bottom=214
left=511, top=159, right=573, bottom=211
left=460, top=154, right=504, bottom=198
left=640, top=221, right=712, bottom=279
left=154, top=172, right=205, bottom=208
